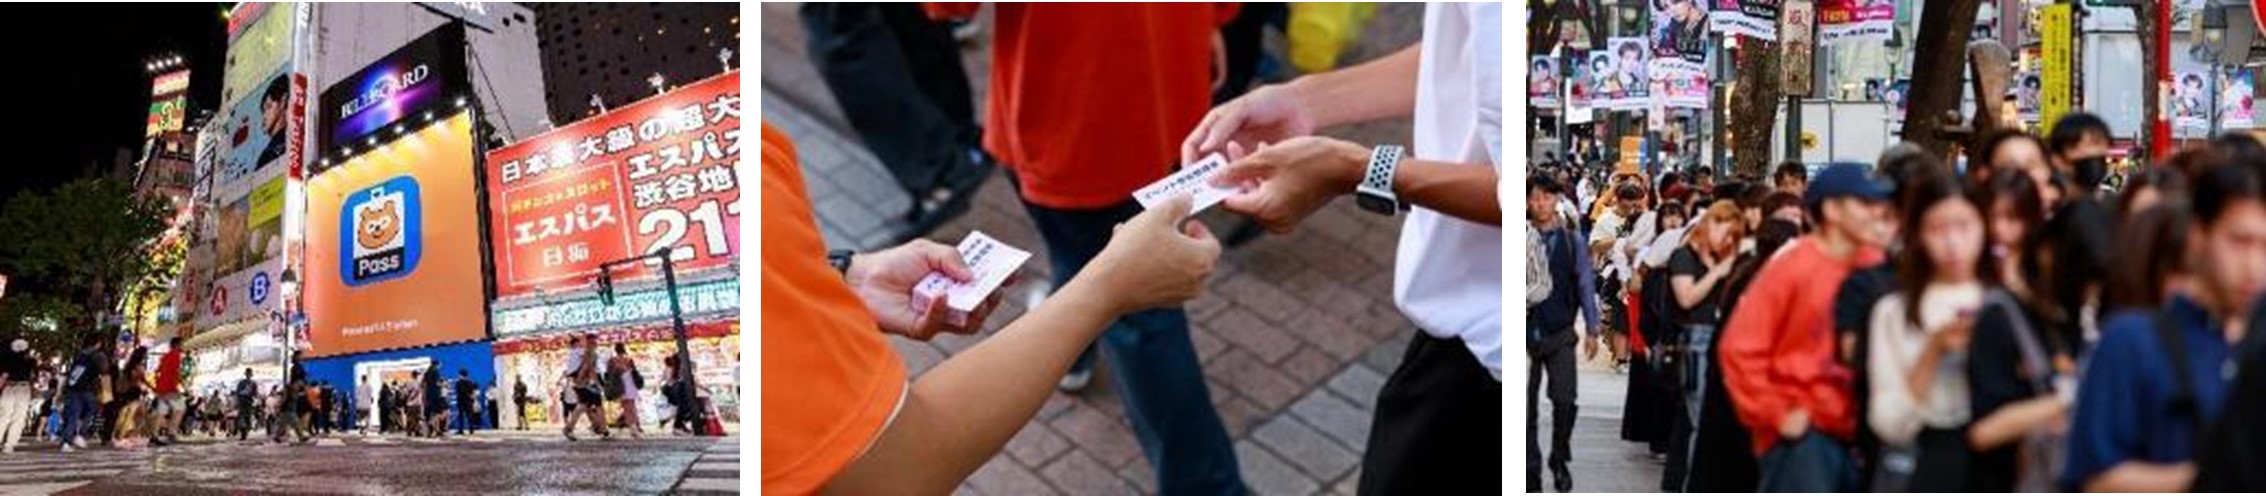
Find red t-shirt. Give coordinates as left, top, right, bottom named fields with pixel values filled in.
left=155, top=348, right=183, bottom=395
left=1719, top=237, right=1883, bottom=455
left=924, top=3, right=1238, bottom=209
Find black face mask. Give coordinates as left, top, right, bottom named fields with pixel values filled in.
left=2073, top=157, right=2109, bottom=190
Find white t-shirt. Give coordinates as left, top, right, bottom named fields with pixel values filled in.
left=1396, top=2, right=1504, bottom=380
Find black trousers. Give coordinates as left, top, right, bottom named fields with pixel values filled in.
left=1527, top=328, right=1579, bottom=484
left=1357, top=332, right=1501, bottom=495
left=800, top=3, right=980, bottom=196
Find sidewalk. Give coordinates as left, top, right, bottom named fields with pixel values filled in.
left=1530, top=360, right=1669, bottom=493
left=761, top=3, right=1444, bottom=494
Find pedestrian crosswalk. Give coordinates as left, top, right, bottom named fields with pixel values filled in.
left=0, top=446, right=151, bottom=495
left=670, top=436, right=740, bottom=494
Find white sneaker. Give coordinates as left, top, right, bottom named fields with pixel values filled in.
left=59, top=443, right=73, bottom=453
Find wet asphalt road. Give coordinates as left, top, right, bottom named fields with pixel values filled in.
left=0, top=431, right=738, bottom=495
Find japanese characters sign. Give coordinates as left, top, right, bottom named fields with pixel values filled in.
left=1711, top=0, right=1781, bottom=41
left=1818, top=0, right=1894, bottom=43
left=484, top=70, right=741, bottom=297
left=148, top=70, right=190, bottom=137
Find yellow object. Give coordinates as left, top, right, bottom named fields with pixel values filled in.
left=1288, top=3, right=1377, bottom=74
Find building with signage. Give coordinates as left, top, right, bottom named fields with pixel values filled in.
left=483, top=70, right=741, bottom=427
left=180, top=2, right=550, bottom=402
left=529, top=3, right=738, bottom=123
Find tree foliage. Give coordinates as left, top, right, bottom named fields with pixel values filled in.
left=0, top=178, right=172, bottom=347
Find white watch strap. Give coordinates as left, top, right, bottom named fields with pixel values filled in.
left=1361, top=145, right=1403, bottom=201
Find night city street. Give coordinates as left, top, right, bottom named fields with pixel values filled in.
left=0, top=3, right=742, bottom=494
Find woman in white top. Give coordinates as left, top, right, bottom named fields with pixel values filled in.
left=1866, top=175, right=1991, bottom=491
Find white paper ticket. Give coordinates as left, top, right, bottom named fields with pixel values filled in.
left=911, top=231, right=1032, bottom=321
left=1133, top=153, right=1240, bottom=215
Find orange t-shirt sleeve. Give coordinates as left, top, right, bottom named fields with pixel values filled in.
left=760, top=122, right=908, bottom=495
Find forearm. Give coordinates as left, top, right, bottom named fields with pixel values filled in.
left=1968, top=396, right=2064, bottom=450
left=828, top=283, right=1121, bottom=494
left=2084, top=462, right=2196, bottom=493
left=1392, top=159, right=1499, bottom=225
left=1288, top=45, right=1419, bottom=128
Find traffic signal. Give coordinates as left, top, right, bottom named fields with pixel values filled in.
left=597, top=271, right=615, bottom=306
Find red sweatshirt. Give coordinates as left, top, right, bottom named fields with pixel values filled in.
left=1719, top=237, right=1883, bottom=455
left=924, top=3, right=1239, bottom=209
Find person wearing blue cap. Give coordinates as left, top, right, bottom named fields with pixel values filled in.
left=1720, top=163, right=1897, bottom=492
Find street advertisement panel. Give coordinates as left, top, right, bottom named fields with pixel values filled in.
left=148, top=70, right=190, bottom=137
left=1568, top=50, right=1595, bottom=110
left=2017, top=69, right=2042, bottom=123
left=305, top=113, right=487, bottom=358
left=1531, top=56, right=1562, bottom=109
left=316, top=24, right=470, bottom=171
left=1886, top=78, right=1911, bottom=124
left=2175, top=70, right=2211, bottom=139
left=223, top=3, right=293, bottom=109
left=1780, top=0, right=1815, bottom=96
left=1711, top=0, right=1780, bottom=41
left=1598, top=38, right=1650, bottom=110
left=2040, top=4, right=2073, bottom=136
left=2221, top=67, right=2255, bottom=130
left=196, top=49, right=297, bottom=330
left=484, top=71, right=742, bottom=298
left=1652, top=0, right=1712, bottom=109
left=1818, top=0, right=1893, bottom=43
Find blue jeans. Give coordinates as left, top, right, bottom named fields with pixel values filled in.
left=1023, top=198, right=1246, bottom=495
left=1759, top=432, right=1857, bottom=492
left=60, top=391, right=97, bottom=443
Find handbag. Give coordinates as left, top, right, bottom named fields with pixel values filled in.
left=1985, top=291, right=2067, bottom=493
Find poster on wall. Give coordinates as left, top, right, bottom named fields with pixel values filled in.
left=2016, top=69, right=2042, bottom=123
left=1598, top=38, right=1650, bottom=110
left=1567, top=50, right=1595, bottom=110
left=1531, top=56, right=1562, bottom=109
left=1818, top=0, right=1894, bottom=43
left=2220, top=67, right=2255, bottom=130
left=483, top=71, right=741, bottom=298
left=1711, top=0, right=1780, bottom=40
left=196, top=31, right=297, bottom=331
left=304, top=113, right=489, bottom=358
left=1652, top=0, right=1713, bottom=109
left=2174, top=70, right=2211, bottom=139
left=1885, top=78, right=1911, bottom=124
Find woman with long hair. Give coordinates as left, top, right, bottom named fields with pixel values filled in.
left=1662, top=200, right=1745, bottom=491
left=1866, top=175, right=1994, bottom=491
left=112, top=346, right=151, bottom=449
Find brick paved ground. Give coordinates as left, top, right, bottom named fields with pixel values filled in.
left=762, top=4, right=1442, bottom=494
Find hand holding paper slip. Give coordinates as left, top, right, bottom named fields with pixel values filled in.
left=911, top=231, right=1032, bottom=326
left=1133, top=152, right=1244, bottom=216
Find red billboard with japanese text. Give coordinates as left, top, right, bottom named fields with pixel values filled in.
left=484, top=71, right=740, bottom=297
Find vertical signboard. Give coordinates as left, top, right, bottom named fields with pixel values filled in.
left=148, top=70, right=190, bottom=137
left=1781, top=0, right=1816, bottom=96
left=2040, top=4, right=2073, bottom=136
left=305, top=113, right=489, bottom=357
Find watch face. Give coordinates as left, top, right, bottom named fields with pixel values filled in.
left=1356, top=194, right=1394, bottom=214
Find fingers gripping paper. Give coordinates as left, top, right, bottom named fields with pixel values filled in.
left=912, top=231, right=1032, bottom=325
left=1133, top=153, right=1240, bottom=215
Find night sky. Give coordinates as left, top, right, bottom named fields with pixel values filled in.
left=0, top=3, right=229, bottom=203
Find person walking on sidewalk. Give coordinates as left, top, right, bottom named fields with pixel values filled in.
left=0, top=338, right=39, bottom=454
left=111, top=346, right=151, bottom=450
left=1525, top=175, right=1599, bottom=492
left=512, top=376, right=530, bottom=431
left=149, top=338, right=185, bottom=446
left=231, top=368, right=256, bottom=440
left=454, top=370, right=478, bottom=435
left=59, top=334, right=110, bottom=452
left=608, top=344, right=644, bottom=439
left=561, top=336, right=609, bottom=441
left=1720, top=163, right=1895, bottom=492
left=421, top=364, right=448, bottom=438
left=1181, top=3, right=1504, bottom=492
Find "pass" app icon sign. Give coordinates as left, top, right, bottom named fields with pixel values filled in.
left=340, top=175, right=423, bottom=286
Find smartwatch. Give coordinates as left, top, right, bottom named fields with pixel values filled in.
left=827, top=249, right=856, bottom=277
left=1355, top=144, right=1405, bottom=215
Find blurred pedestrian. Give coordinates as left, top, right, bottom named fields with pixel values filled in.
left=0, top=338, right=36, bottom=454
left=1527, top=175, right=1598, bottom=492
left=609, top=344, right=643, bottom=439
left=1721, top=163, right=1895, bottom=492
left=454, top=370, right=477, bottom=436
left=2062, top=160, right=2261, bottom=492
left=150, top=337, right=184, bottom=446
left=1663, top=200, right=1746, bottom=490
left=1864, top=175, right=1988, bottom=491
left=561, top=336, right=608, bottom=441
